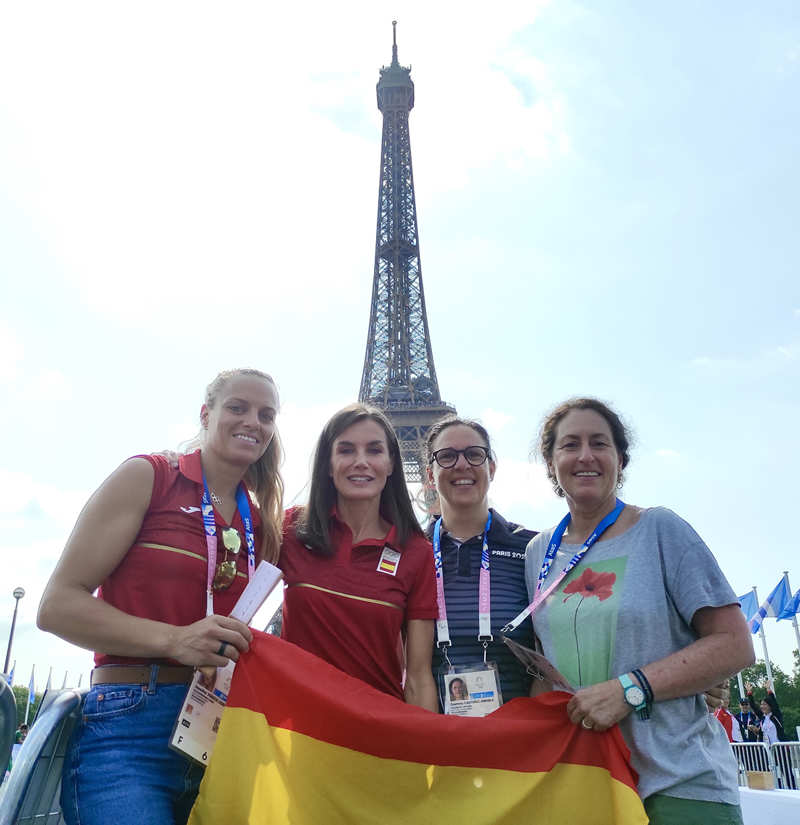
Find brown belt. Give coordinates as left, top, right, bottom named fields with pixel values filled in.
left=90, top=665, right=194, bottom=687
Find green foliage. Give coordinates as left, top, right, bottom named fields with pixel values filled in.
left=730, top=660, right=800, bottom=740
left=10, top=684, right=43, bottom=728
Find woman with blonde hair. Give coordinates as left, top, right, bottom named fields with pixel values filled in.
left=38, top=368, right=284, bottom=825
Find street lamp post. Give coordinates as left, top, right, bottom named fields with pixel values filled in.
left=3, top=586, right=25, bottom=676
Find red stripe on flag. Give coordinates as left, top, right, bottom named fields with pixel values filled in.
left=229, top=632, right=637, bottom=790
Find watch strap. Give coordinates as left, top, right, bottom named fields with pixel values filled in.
left=618, top=673, right=650, bottom=720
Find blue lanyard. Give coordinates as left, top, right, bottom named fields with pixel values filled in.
left=534, top=498, right=626, bottom=596
left=201, top=475, right=255, bottom=615
left=433, top=511, right=493, bottom=651
left=501, top=499, right=625, bottom=634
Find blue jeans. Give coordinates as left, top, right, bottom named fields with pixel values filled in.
left=61, top=678, right=204, bottom=825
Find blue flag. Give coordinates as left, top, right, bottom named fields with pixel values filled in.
left=750, top=579, right=792, bottom=634
left=738, top=591, right=758, bottom=623
left=778, top=587, right=800, bottom=621
left=5, top=661, right=14, bottom=686
left=28, top=665, right=35, bottom=705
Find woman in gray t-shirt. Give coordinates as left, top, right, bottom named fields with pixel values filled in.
left=525, top=398, right=753, bottom=825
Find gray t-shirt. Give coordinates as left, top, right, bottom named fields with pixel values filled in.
left=524, top=507, right=740, bottom=804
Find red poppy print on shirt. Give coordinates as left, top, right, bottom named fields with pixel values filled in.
left=563, top=568, right=617, bottom=603
left=562, top=567, right=617, bottom=685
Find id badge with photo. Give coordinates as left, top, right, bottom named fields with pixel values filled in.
left=439, top=661, right=503, bottom=717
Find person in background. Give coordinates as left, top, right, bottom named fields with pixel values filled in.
left=735, top=696, right=760, bottom=742
left=745, top=685, right=784, bottom=745
left=424, top=417, right=536, bottom=712
left=525, top=397, right=754, bottom=825
left=713, top=697, right=743, bottom=743
left=279, top=403, right=438, bottom=711
left=37, top=368, right=284, bottom=825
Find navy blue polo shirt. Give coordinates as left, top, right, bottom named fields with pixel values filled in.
left=427, top=509, right=537, bottom=704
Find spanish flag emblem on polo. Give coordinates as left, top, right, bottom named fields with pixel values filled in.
left=188, top=632, right=646, bottom=824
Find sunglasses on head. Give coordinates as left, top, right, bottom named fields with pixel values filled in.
left=212, top=527, right=242, bottom=591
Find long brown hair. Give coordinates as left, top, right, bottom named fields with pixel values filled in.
left=185, top=368, right=284, bottom=564
left=296, top=403, right=422, bottom=556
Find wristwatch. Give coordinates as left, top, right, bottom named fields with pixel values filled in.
left=618, top=673, right=648, bottom=719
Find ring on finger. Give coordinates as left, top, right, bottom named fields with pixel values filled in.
left=581, top=718, right=593, bottom=729
left=216, top=642, right=227, bottom=657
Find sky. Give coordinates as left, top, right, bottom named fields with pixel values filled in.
left=1, top=1, right=799, bottom=692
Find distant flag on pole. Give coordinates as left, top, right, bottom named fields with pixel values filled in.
left=28, top=665, right=36, bottom=705
left=45, top=667, right=52, bottom=692
left=6, top=660, right=15, bottom=686
left=61, top=671, right=69, bottom=689
left=750, top=579, right=792, bottom=634
left=738, top=591, right=758, bottom=623
left=778, top=588, right=800, bottom=621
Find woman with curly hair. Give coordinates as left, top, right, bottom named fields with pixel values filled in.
left=522, top=397, right=753, bottom=825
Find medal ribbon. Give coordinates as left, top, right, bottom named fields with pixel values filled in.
left=500, top=499, right=625, bottom=634
left=433, top=511, right=493, bottom=648
left=202, top=475, right=256, bottom=616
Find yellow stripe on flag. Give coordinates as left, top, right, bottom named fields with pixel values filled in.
left=189, top=707, right=645, bottom=825
left=187, top=633, right=647, bottom=824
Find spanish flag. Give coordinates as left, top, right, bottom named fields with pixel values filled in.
left=188, top=632, right=646, bottom=824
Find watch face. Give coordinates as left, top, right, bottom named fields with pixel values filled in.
left=625, top=685, right=645, bottom=707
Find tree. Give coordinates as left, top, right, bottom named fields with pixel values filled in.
left=10, top=684, right=43, bottom=729
left=731, top=661, right=800, bottom=740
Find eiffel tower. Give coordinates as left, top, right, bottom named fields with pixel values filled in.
left=359, top=22, right=455, bottom=484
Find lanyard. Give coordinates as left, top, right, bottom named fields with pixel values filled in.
left=202, top=476, right=255, bottom=616
left=501, top=499, right=625, bottom=634
left=433, top=511, right=493, bottom=662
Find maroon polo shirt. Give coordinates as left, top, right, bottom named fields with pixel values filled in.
left=279, top=507, right=437, bottom=699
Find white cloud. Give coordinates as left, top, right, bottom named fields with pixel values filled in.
left=655, top=448, right=681, bottom=461
left=690, top=342, right=799, bottom=374
left=25, top=369, right=73, bottom=402
left=481, top=408, right=514, bottom=433
left=0, top=469, right=88, bottom=529
left=0, top=321, right=24, bottom=380
left=490, top=457, right=552, bottom=512
left=0, top=2, right=566, bottom=330
left=278, top=399, right=352, bottom=505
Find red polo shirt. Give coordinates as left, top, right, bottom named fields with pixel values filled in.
left=96, top=450, right=260, bottom=666
left=279, top=507, right=437, bottom=699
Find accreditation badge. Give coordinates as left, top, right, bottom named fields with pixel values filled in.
left=438, top=662, right=502, bottom=717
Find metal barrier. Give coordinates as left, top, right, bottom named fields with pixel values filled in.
left=731, top=741, right=800, bottom=790
left=771, top=742, right=800, bottom=790
left=0, top=688, right=85, bottom=825
left=730, top=742, right=774, bottom=787
left=0, top=682, right=17, bottom=778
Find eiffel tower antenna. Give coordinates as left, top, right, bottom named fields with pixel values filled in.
left=359, top=22, right=456, bottom=483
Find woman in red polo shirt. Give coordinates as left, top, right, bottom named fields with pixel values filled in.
left=37, top=368, right=285, bottom=825
left=280, top=403, right=438, bottom=710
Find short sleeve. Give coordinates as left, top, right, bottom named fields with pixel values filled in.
left=652, top=508, right=738, bottom=627
left=405, top=536, right=438, bottom=621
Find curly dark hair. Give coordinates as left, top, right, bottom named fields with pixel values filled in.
left=537, top=398, right=632, bottom=497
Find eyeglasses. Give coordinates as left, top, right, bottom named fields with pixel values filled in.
left=429, top=446, right=491, bottom=469
left=212, top=527, right=242, bottom=591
